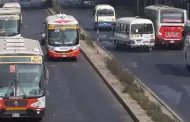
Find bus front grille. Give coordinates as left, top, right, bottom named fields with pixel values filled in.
left=4, top=100, right=28, bottom=107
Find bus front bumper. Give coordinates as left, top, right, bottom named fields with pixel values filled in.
left=0, top=108, right=45, bottom=118
left=47, top=49, right=80, bottom=58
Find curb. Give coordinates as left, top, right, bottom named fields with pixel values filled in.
left=47, top=7, right=183, bottom=122
left=80, top=49, right=140, bottom=122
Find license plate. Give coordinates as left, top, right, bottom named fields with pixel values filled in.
left=62, top=55, right=67, bottom=57
left=170, top=40, right=174, bottom=43
left=12, top=113, right=20, bottom=117
left=60, top=48, right=68, bottom=51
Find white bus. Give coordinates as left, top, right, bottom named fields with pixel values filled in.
left=0, top=8, right=21, bottom=37
left=3, top=2, right=23, bottom=24
left=41, top=13, right=80, bottom=61
left=144, top=4, right=188, bottom=49
left=113, top=17, right=155, bottom=51
left=93, top=4, right=115, bottom=30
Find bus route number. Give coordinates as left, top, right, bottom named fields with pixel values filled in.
left=31, top=56, right=42, bottom=63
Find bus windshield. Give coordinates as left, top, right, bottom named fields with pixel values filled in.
left=131, top=23, right=153, bottom=34
left=97, top=9, right=114, bottom=16
left=48, top=29, right=79, bottom=46
left=160, top=10, right=184, bottom=23
left=0, top=19, right=20, bottom=36
left=0, top=64, right=44, bottom=98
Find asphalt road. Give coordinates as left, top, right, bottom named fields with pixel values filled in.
left=7, top=8, right=135, bottom=122
left=60, top=6, right=190, bottom=122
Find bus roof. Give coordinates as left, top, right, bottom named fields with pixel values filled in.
left=3, top=2, right=21, bottom=9
left=116, top=17, right=153, bottom=25
left=145, top=4, right=185, bottom=12
left=0, top=37, right=43, bottom=56
left=0, top=8, right=21, bottom=15
left=46, top=13, right=78, bottom=25
left=95, top=4, right=114, bottom=10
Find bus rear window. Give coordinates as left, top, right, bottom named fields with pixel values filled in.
left=160, top=10, right=184, bottom=23
left=131, top=24, right=153, bottom=34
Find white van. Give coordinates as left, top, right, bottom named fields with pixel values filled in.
left=93, top=4, right=115, bottom=30
left=113, top=17, right=155, bottom=50
left=3, top=2, right=23, bottom=24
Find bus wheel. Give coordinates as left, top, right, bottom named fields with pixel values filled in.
left=94, top=27, right=97, bottom=31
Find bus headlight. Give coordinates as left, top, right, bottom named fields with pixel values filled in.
left=71, top=46, right=79, bottom=50
left=30, top=96, right=45, bottom=108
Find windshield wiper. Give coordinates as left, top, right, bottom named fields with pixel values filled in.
left=15, top=79, right=28, bottom=98
left=59, top=34, right=74, bottom=46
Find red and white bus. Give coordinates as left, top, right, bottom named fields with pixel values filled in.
left=41, top=13, right=80, bottom=61
left=144, top=4, right=188, bottom=49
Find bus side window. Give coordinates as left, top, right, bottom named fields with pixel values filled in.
left=125, top=25, right=129, bottom=34
left=118, top=24, right=121, bottom=33
left=120, top=24, right=124, bottom=33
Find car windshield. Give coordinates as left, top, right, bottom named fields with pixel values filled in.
left=0, top=19, right=20, bottom=36
left=160, top=10, right=184, bottom=23
left=97, top=9, right=114, bottom=16
left=131, top=24, right=153, bottom=34
left=48, top=29, right=79, bottom=46
left=0, top=64, right=43, bottom=98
